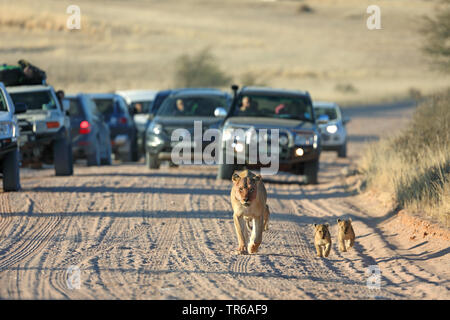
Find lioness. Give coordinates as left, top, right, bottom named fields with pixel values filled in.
left=231, top=170, right=270, bottom=254
left=337, top=218, right=355, bottom=252
left=313, top=224, right=332, bottom=258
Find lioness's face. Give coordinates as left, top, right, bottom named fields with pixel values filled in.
left=314, top=224, right=329, bottom=239
left=232, top=171, right=261, bottom=207
left=337, top=219, right=352, bottom=234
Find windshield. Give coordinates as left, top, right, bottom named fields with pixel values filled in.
left=0, top=90, right=7, bottom=112
left=234, top=94, right=313, bottom=122
left=10, top=90, right=57, bottom=111
left=157, top=95, right=229, bottom=117
left=314, top=106, right=338, bottom=121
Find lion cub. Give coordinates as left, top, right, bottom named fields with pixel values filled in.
left=231, top=170, right=270, bottom=254
left=337, top=218, right=355, bottom=252
left=313, top=224, right=332, bottom=258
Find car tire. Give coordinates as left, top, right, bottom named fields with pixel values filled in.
left=146, top=151, right=160, bottom=169
left=217, top=163, right=235, bottom=180
left=100, top=140, right=112, bottom=165
left=131, top=134, right=139, bottom=162
left=337, top=143, right=347, bottom=158
left=87, top=146, right=101, bottom=166
left=54, top=137, right=74, bottom=176
left=304, top=159, right=319, bottom=185
left=2, top=149, right=21, bottom=192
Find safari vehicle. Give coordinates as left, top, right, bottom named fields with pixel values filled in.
left=66, top=94, right=112, bottom=166
left=0, top=82, right=26, bottom=191
left=217, top=86, right=321, bottom=184
left=313, top=101, right=349, bottom=158
left=116, top=89, right=157, bottom=158
left=145, top=88, right=231, bottom=169
left=7, top=84, right=73, bottom=176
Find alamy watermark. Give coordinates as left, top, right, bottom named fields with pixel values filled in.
left=66, top=5, right=81, bottom=30
left=170, top=121, right=280, bottom=175
left=366, top=265, right=381, bottom=290
left=66, top=265, right=81, bottom=290
left=367, top=5, right=382, bottom=30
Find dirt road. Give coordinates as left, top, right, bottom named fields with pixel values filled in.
left=0, top=100, right=448, bottom=299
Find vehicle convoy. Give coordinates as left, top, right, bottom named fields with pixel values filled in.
left=66, top=94, right=112, bottom=166
left=7, top=84, right=74, bottom=176
left=88, top=93, right=138, bottom=162
left=313, top=101, right=349, bottom=158
left=116, top=89, right=157, bottom=158
left=0, top=82, right=26, bottom=191
left=145, top=88, right=231, bottom=169
left=217, top=86, right=321, bottom=184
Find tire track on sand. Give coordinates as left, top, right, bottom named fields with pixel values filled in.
left=0, top=194, right=62, bottom=272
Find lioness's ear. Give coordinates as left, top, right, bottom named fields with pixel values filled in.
left=348, top=218, right=352, bottom=222
left=232, top=172, right=241, bottom=183
left=253, top=174, right=262, bottom=182
left=313, top=224, right=317, bottom=229
left=337, top=219, right=341, bottom=223
left=325, top=223, right=329, bottom=227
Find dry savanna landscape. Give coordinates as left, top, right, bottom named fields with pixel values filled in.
left=0, top=0, right=449, bottom=301
left=0, top=0, right=449, bottom=103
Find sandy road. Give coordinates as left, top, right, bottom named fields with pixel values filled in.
left=0, top=100, right=448, bottom=299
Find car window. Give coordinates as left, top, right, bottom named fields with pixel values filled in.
left=234, top=94, right=313, bottom=122
left=93, top=98, right=115, bottom=115
left=314, top=106, right=338, bottom=120
left=10, top=90, right=57, bottom=110
left=67, top=98, right=83, bottom=117
left=151, top=92, right=170, bottom=114
left=157, top=95, right=229, bottom=117
left=131, top=100, right=152, bottom=114
left=0, top=90, right=7, bottom=112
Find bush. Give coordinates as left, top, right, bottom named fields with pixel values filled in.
left=173, top=48, right=232, bottom=88
left=358, top=90, right=450, bottom=226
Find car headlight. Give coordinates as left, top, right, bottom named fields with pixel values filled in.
left=294, top=133, right=315, bottom=146
left=326, top=124, right=338, bottom=134
left=0, top=121, right=13, bottom=137
left=148, top=122, right=162, bottom=135
left=279, top=135, right=289, bottom=146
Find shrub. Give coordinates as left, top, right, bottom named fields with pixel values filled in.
left=173, top=48, right=232, bottom=88
left=358, top=90, right=450, bottom=226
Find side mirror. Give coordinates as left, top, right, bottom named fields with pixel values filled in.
left=14, top=102, right=28, bottom=114
left=317, top=114, right=330, bottom=124
left=214, top=107, right=227, bottom=118
left=62, top=99, right=70, bottom=112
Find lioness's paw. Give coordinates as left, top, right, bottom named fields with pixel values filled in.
left=248, top=243, right=260, bottom=254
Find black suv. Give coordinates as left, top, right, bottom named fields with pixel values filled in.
left=145, top=88, right=231, bottom=168
left=217, top=86, right=321, bottom=184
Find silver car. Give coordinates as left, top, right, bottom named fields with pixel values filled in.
left=313, top=101, right=349, bottom=158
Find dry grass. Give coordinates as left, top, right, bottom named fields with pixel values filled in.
left=0, top=0, right=448, bottom=103
left=358, top=90, right=450, bottom=226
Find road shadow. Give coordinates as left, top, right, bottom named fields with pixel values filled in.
left=74, top=172, right=217, bottom=180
